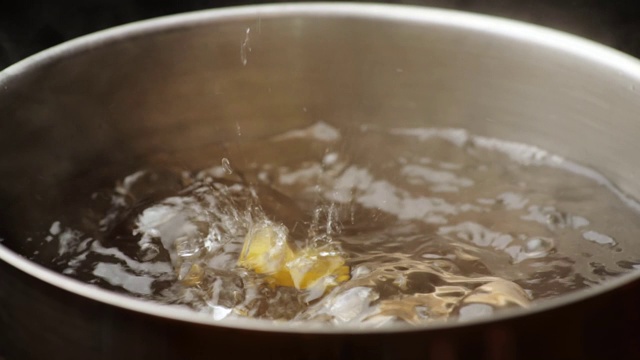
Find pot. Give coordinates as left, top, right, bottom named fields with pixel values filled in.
left=2, top=3, right=640, bottom=359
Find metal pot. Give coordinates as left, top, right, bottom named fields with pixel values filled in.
left=2, top=3, right=640, bottom=359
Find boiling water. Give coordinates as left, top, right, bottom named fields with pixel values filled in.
left=37, top=123, right=640, bottom=325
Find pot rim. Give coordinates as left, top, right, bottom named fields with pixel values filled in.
left=1, top=2, right=640, bottom=334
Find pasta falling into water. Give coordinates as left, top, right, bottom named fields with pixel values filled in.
left=238, top=220, right=350, bottom=291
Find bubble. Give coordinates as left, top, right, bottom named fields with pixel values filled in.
left=458, top=303, right=494, bottom=321
left=181, top=263, right=205, bottom=286
left=138, top=243, right=160, bottom=261
left=221, top=158, right=233, bottom=175
left=523, top=237, right=554, bottom=258
left=175, top=236, right=202, bottom=258
left=209, top=305, right=233, bottom=320
left=323, top=152, right=339, bottom=166
left=299, top=287, right=379, bottom=324
left=414, top=305, right=429, bottom=320
left=202, top=270, right=245, bottom=309
left=583, top=231, right=616, bottom=246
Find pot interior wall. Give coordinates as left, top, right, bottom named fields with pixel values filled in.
left=1, top=9, right=640, bottom=258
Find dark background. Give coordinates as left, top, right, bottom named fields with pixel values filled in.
left=1, top=0, right=640, bottom=71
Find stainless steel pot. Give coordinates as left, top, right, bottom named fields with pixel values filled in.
left=2, top=3, right=640, bottom=359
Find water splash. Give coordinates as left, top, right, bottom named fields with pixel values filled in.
left=37, top=122, right=640, bottom=325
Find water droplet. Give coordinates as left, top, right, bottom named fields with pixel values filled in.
left=240, top=27, right=251, bottom=66
left=222, top=158, right=233, bottom=175
left=236, top=122, right=242, bottom=136
left=49, top=221, right=62, bottom=235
